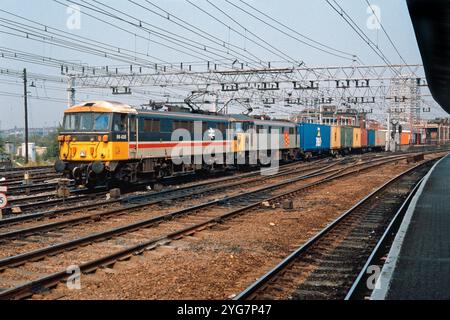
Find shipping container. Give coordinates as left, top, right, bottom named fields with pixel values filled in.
left=400, top=132, right=411, bottom=145
left=353, top=128, right=362, bottom=148
left=340, top=126, right=353, bottom=149
left=330, top=125, right=341, bottom=150
left=368, top=129, right=376, bottom=147
left=361, top=128, right=368, bottom=147
left=298, top=123, right=331, bottom=152
left=376, top=130, right=387, bottom=147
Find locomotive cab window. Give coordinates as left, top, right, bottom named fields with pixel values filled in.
left=63, top=112, right=111, bottom=132
left=113, top=113, right=128, bottom=132
left=94, top=113, right=110, bottom=131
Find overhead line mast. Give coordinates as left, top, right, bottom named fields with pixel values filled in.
left=23, top=68, right=29, bottom=165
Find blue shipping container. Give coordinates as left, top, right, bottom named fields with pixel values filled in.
left=298, top=123, right=331, bottom=152
left=368, top=129, right=376, bottom=147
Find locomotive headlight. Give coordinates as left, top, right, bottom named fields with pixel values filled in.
left=80, top=150, right=87, bottom=158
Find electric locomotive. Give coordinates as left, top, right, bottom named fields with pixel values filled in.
left=54, top=101, right=298, bottom=187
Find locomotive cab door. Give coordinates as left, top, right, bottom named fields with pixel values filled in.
left=128, top=114, right=138, bottom=159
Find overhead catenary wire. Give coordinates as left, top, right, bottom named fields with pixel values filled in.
left=225, top=0, right=359, bottom=63
left=0, top=7, right=170, bottom=67
left=63, top=0, right=250, bottom=65
left=184, top=0, right=300, bottom=66
left=0, top=19, right=165, bottom=69
left=54, top=0, right=223, bottom=64
left=0, top=77, right=173, bottom=102
left=237, top=0, right=359, bottom=60
left=0, top=25, right=157, bottom=68
left=363, top=0, right=417, bottom=77
left=325, top=0, right=401, bottom=77
left=188, top=0, right=347, bottom=80
left=0, top=65, right=192, bottom=106
left=0, top=68, right=65, bottom=83
left=85, top=0, right=264, bottom=67
left=0, top=90, right=69, bottom=103
left=131, top=0, right=267, bottom=68
left=0, top=46, right=92, bottom=70
left=202, top=0, right=302, bottom=65
left=0, top=36, right=247, bottom=75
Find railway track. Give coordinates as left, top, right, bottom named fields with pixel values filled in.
left=234, top=157, right=440, bottom=300
left=5, top=181, right=63, bottom=196
left=0, top=150, right=438, bottom=206
left=0, top=153, right=409, bottom=232
left=0, top=159, right=343, bottom=239
left=4, top=191, right=108, bottom=214
left=0, top=165, right=53, bottom=174
left=0, top=157, right=337, bottom=224
left=1, top=158, right=329, bottom=214
left=0, top=168, right=55, bottom=181
left=0, top=153, right=422, bottom=299
left=0, top=151, right=417, bottom=216
left=0, top=173, right=60, bottom=187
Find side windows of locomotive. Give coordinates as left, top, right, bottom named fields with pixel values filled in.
left=217, top=122, right=228, bottom=136
left=144, top=118, right=161, bottom=132
left=172, top=120, right=194, bottom=132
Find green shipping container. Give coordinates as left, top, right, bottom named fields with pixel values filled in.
left=340, top=127, right=353, bottom=148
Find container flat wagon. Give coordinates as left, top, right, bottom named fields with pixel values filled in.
left=298, top=123, right=331, bottom=157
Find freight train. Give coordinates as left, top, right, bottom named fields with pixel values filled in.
left=54, top=101, right=408, bottom=188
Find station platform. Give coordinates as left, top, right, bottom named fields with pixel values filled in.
left=372, top=153, right=450, bottom=300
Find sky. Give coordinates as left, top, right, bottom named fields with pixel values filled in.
left=0, top=0, right=447, bottom=130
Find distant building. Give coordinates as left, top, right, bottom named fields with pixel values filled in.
left=290, top=105, right=367, bottom=127
left=366, top=119, right=385, bottom=130
left=17, top=143, right=36, bottom=162
left=0, top=127, right=58, bottom=137
left=4, top=142, right=16, bottom=155
left=413, top=118, right=450, bottom=144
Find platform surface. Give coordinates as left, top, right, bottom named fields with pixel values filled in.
left=376, top=154, right=450, bottom=299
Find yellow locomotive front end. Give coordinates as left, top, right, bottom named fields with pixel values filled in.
left=55, top=101, right=137, bottom=187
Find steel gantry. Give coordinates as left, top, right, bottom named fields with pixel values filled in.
left=64, top=63, right=429, bottom=120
